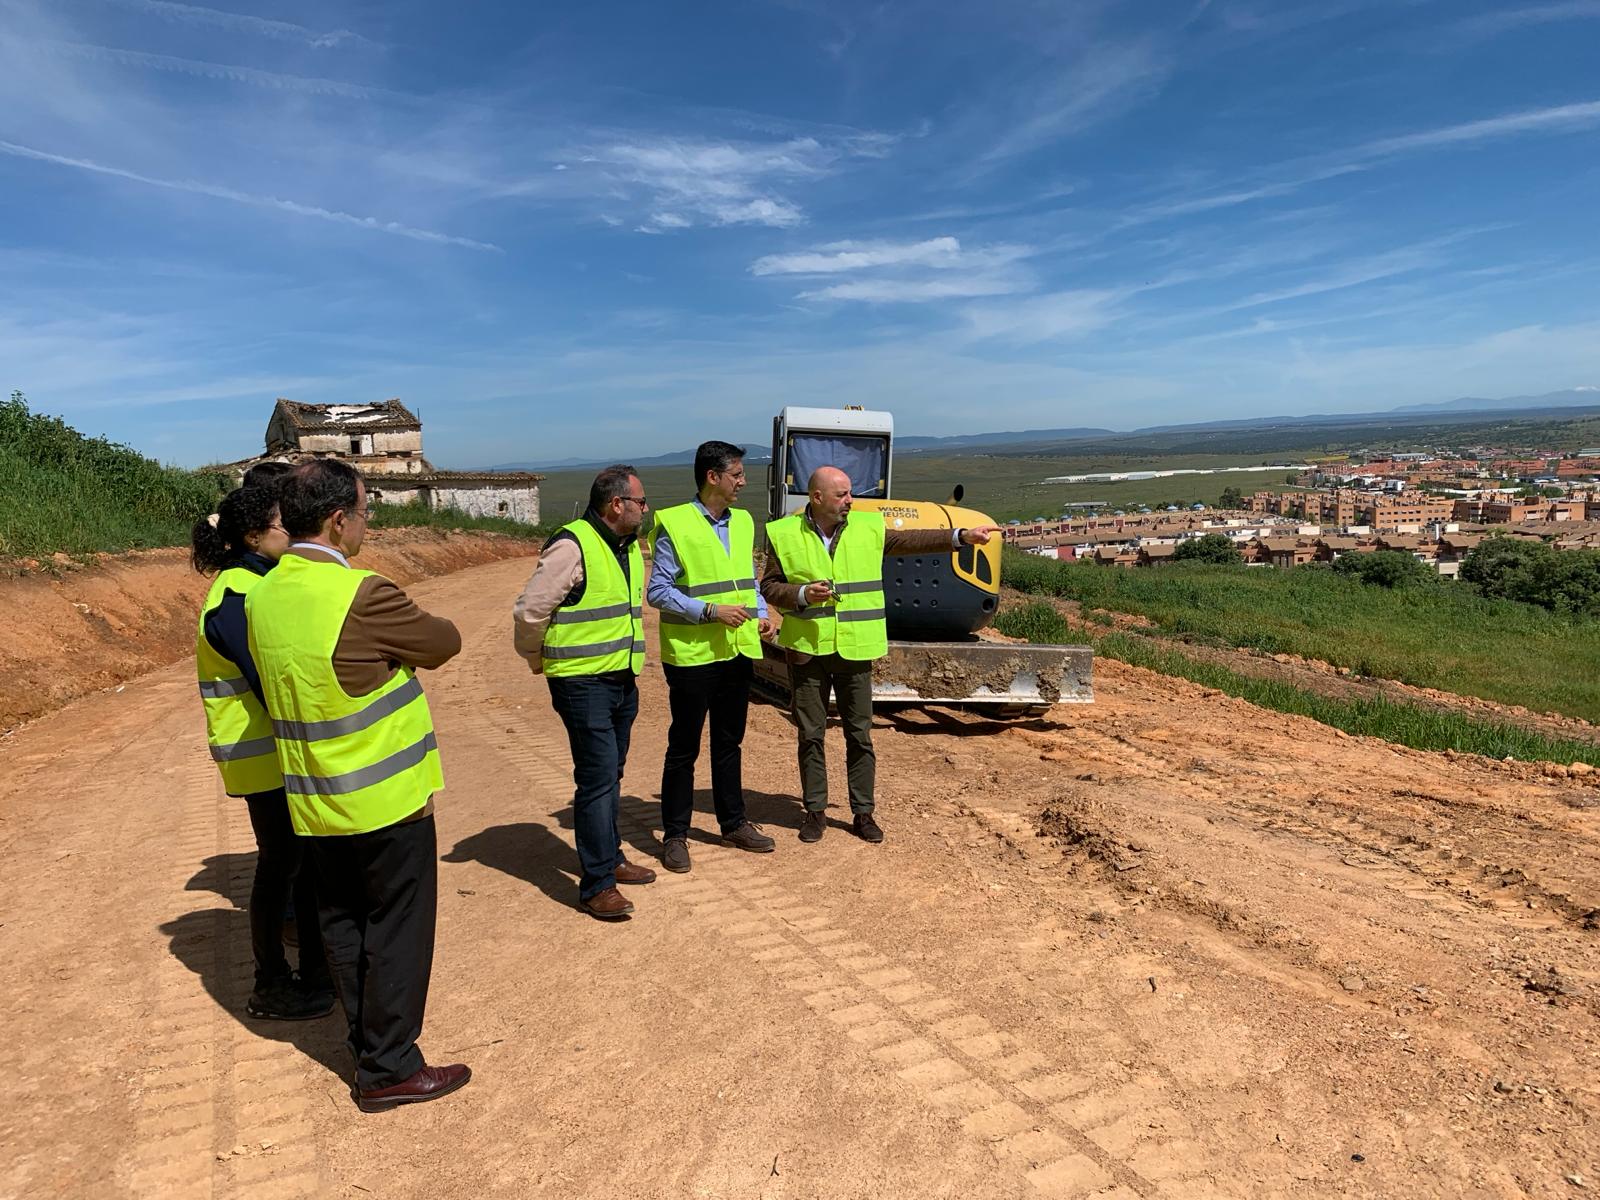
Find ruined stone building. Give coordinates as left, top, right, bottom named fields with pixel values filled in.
left=242, top=398, right=543, bottom=524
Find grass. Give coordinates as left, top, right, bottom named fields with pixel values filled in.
left=532, top=452, right=1308, bottom=539
left=1001, top=549, right=1600, bottom=723
left=997, top=600, right=1600, bottom=767
left=367, top=498, right=553, bottom=541
left=0, top=392, right=229, bottom=558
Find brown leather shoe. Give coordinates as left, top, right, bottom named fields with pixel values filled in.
left=581, top=886, right=635, bottom=919
left=799, top=809, right=826, bottom=843
left=615, top=860, right=657, bottom=885
left=722, top=821, right=776, bottom=853
left=356, top=1062, right=471, bottom=1113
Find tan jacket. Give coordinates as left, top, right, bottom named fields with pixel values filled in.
left=286, top=545, right=461, bottom=820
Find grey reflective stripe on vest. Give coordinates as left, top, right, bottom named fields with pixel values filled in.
left=281, top=732, right=439, bottom=796
left=837, top=607, right=886, bottom=622
left=199, top=676, right=251, bottom=698
left=550, top=600, right=638, bottom=625
left=209, top=736, right=277, bottom=763
left=632, top=640, right=646, bottom=654
left=659, top=611, right=698, bottom=625
left=682, top=577, right=757, bottom=597
left=543, top=634, right=637, bottom=660
left=831, top=580, right=882, bottom=596
left=272, top=676, right=425, bottom=742
left=786, top=605, right=837, bottom=620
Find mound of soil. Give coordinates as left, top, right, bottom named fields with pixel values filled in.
left=0, top=529, right=538, bottom=731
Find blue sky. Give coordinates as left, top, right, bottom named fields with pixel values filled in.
left=3, top=0, right=1599, bottom=468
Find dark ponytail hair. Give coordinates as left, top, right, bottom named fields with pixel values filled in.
left=191, top=485, right=280, bottom=575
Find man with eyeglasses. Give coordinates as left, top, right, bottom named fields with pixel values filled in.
left=247, top=459, right=469, bottom=1112
left=514, top=464, right=656, bottom=919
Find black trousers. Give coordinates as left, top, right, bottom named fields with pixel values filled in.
left=660, top=656, right=752, bottom=840
left=243, top=789, right=327, bottom=990
left=547, top=671, right=638, bottom=900
left=791, top=653, right=876, bottom=814
left=308, top=813, right=437, bottom=1091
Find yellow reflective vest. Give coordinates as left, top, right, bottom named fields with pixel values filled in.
left=543, top=519, right=646, bottom=677
left=653, top=503, right=761, bottom=667
left=246, top=554, right=442, bottom=837
left=765, top=508, right=889, bottom=661
left=195, top=566, right=282, bottom=797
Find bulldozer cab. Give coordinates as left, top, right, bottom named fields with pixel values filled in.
left=768, top=406, right=894, bottom=519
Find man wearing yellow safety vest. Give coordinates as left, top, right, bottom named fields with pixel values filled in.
left=646, top=441, right=778, bottom=874
left=513, top=465, right=657, bottom=920
left=761, top=466, right=999, bottom=843
left=247, top=460, right=471, bottom=1113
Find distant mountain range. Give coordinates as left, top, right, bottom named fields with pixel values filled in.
left=1390, top=387, right=1600, bottom=413
left=487, top=389, right=1600, bottom=471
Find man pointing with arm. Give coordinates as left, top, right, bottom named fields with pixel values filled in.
left=761, top=466, right=999, bottom=844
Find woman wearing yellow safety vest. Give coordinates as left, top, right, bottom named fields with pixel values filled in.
left=191, top=476, right=334, bottom=1022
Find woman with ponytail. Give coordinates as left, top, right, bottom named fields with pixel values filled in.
left=192, top=483, right=334, bottom=1022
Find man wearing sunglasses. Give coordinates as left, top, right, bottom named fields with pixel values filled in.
left=514, top=464, right=656, bottom=919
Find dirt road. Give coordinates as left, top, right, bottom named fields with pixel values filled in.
left=3, top=555, right=1597, bottom=1199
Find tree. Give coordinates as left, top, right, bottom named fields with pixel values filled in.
left=1218, top=486, right=1244, bottom=509
left=1174, top=533, right=1242, bottom=564
left=1333, top=549, right=1435, bottom=588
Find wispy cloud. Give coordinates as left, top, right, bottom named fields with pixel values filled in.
left=751, top=236, right=1035, bottom=303
left=1454, top=1, right=1600, bottom=39
left=981, top=40, right=1171, bottom=164
left=43, top=40, right=387, bottom=99
left=1129, top=99, right=1600, bottom=225
left=751, top=236, right=1025, bottom=275
left=801, top=277, right=1026, bottom=302
left=96, top=0, right=372, bottom=49
left=962, top=289, right=1124, bottom=343
left=0, top=139, right=501, bottom=250
left=573, top=135, right=869, bottom=231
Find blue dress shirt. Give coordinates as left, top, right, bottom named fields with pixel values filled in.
left=647, top=498, right=768, bottom=622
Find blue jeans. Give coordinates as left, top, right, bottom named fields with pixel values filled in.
left=547, top=671, right=639, bottom=900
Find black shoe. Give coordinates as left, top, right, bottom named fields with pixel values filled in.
left=247, top=974, right=336, bottom=1021
left=799, top=809, right=826, bottom=843
left=852, top=813, right=884, bottom=844
left=723, top=821, right=776, bottom=853
left=662, top=837, right=691, bottom=873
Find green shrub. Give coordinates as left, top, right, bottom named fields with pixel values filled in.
left=0, top=391, right=229, bottom=557
left=1173, top=533, right=1241, bottom=564
left=1332, top=549, right=1437, bottom=589
left=999, top=546, right=1600, bottom=721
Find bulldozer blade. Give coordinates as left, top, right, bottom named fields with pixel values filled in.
left=870, top=641, right=1093, bottom=706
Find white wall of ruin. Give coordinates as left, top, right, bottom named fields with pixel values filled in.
left=374, top=430, right=423, bottom=453
left=429, top=484, right=541, bottom=525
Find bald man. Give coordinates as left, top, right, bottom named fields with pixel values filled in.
left=761, top=467, right=998, bottom=843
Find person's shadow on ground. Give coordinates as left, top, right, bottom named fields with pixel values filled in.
left=443, top=820, right=586, bottom=912
left=161, top=854, right=347, bottom=1082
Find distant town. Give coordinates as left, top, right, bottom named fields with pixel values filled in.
left=1003, top=443, right=1600, bottom=574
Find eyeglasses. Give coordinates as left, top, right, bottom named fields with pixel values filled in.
left=347, top=507, right=371, bottom=521
left=619, top=495, right=648, bottom=507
